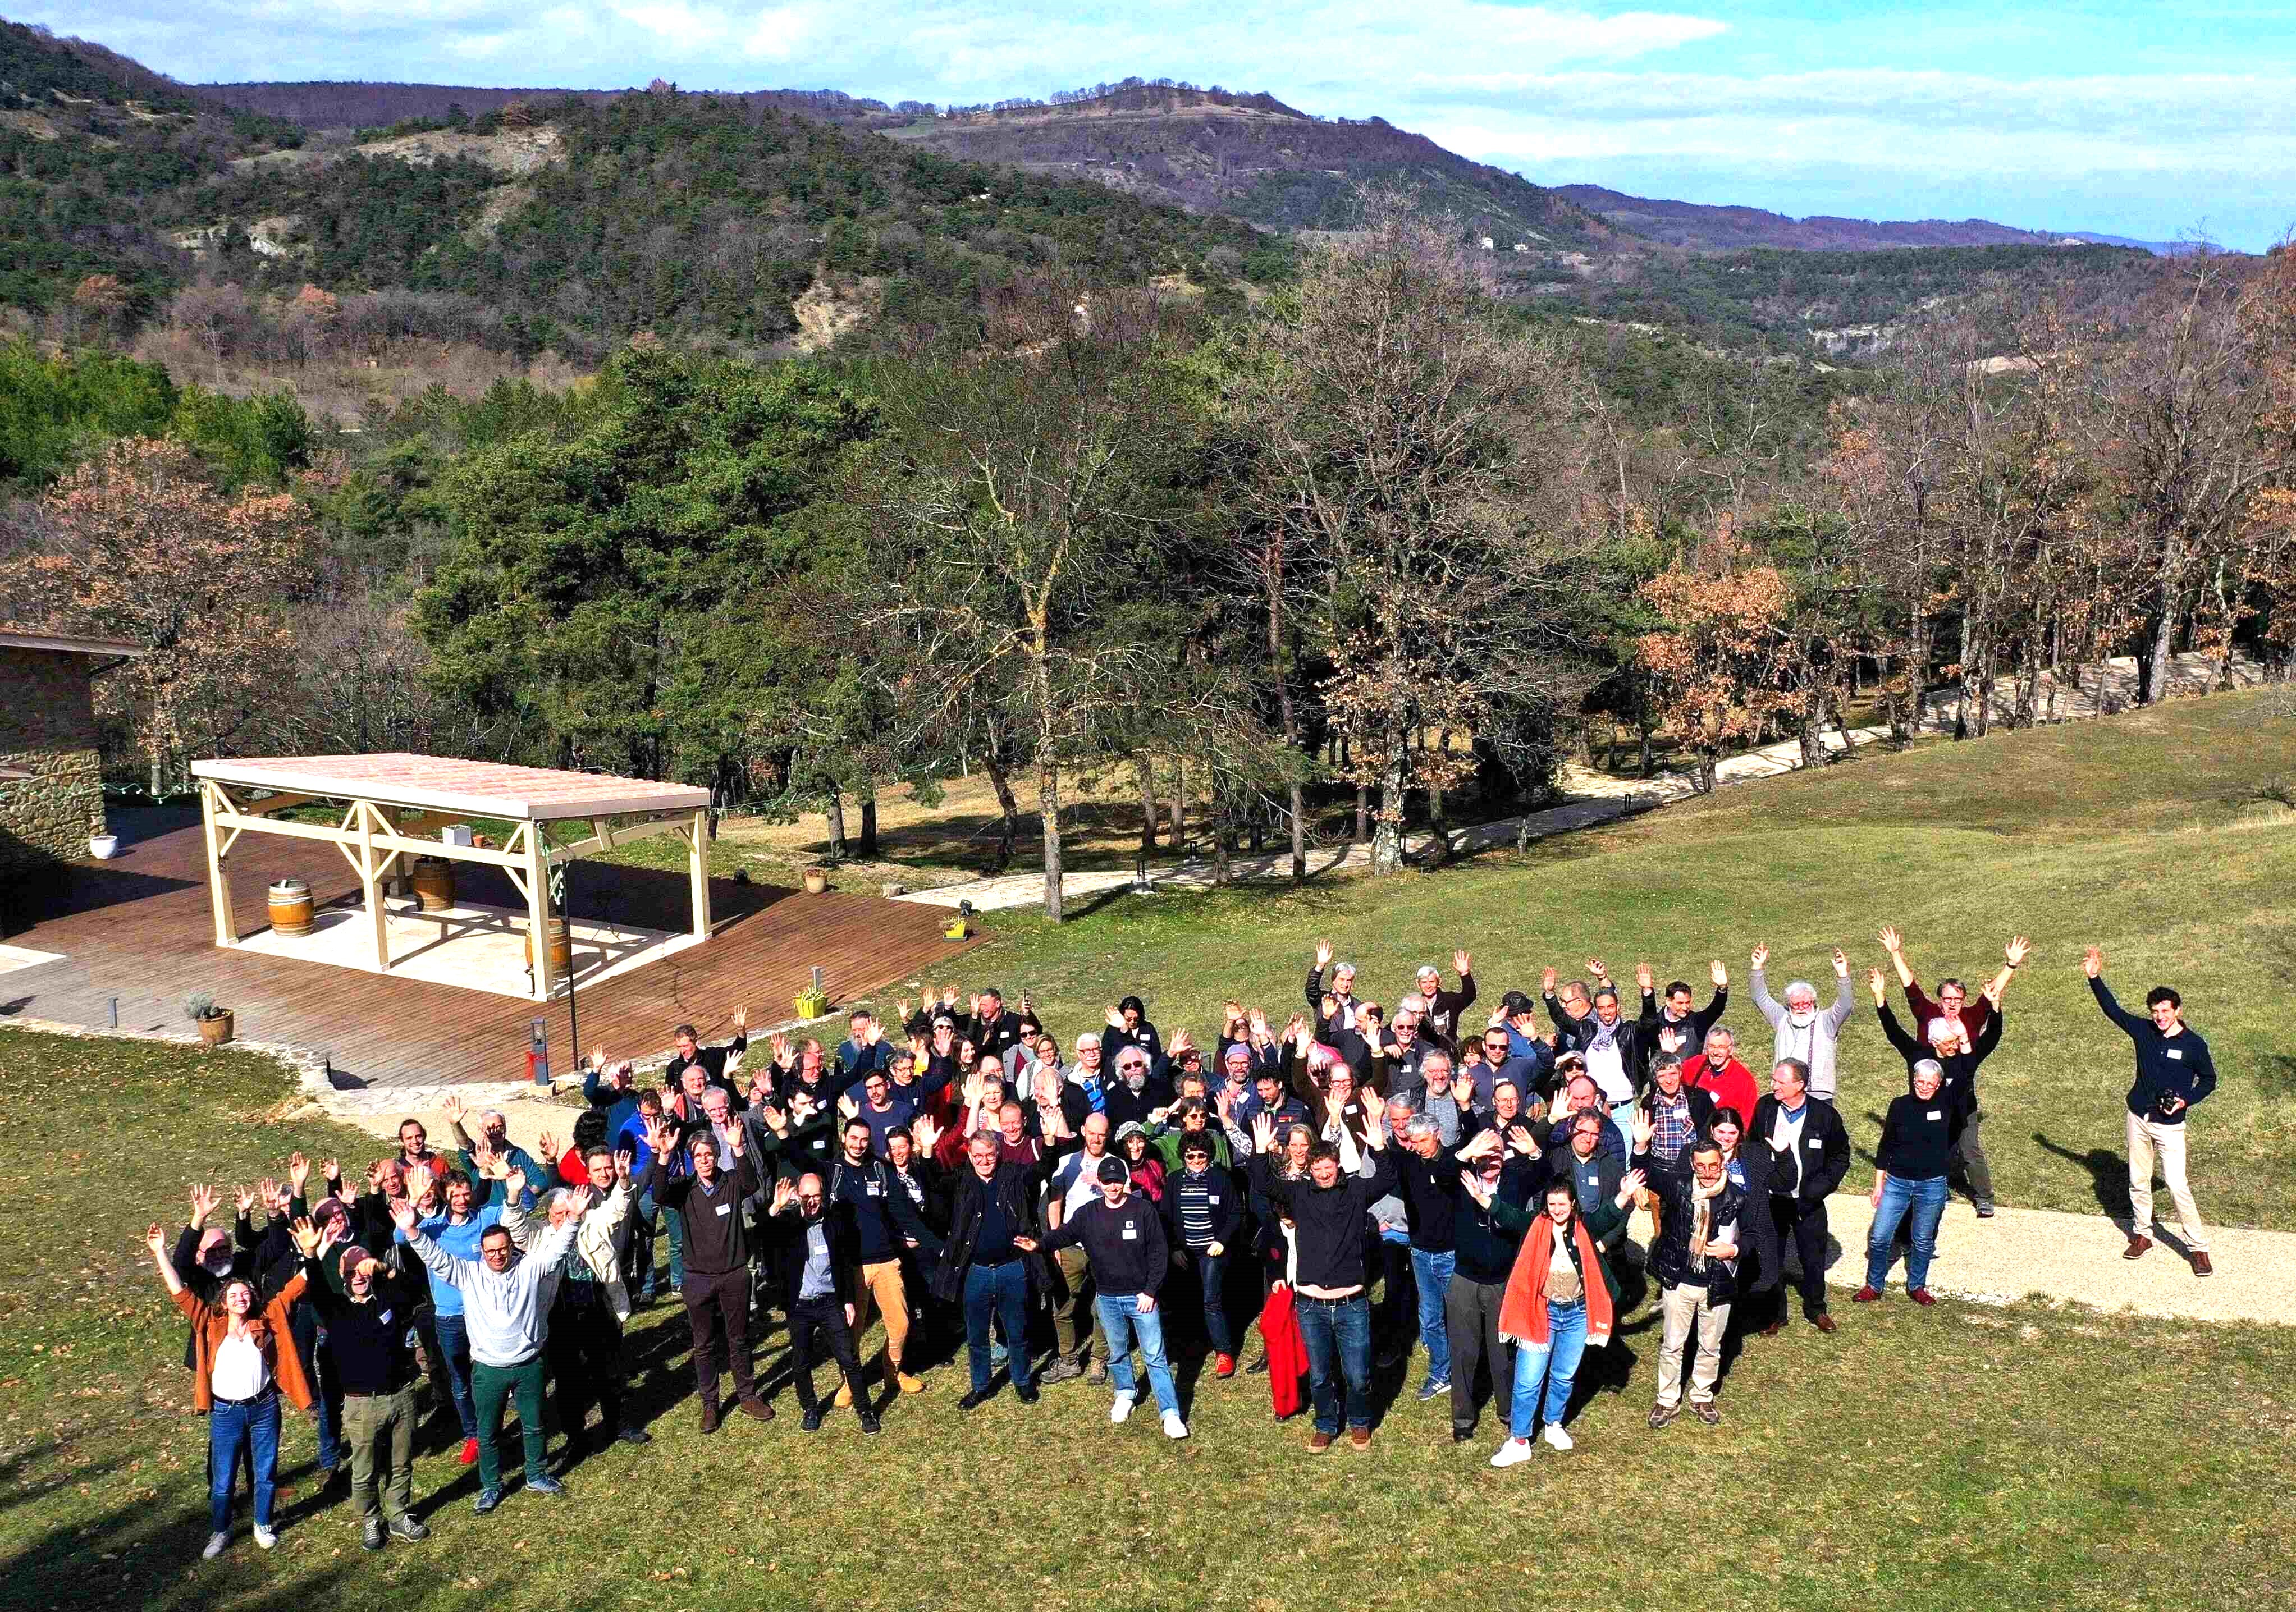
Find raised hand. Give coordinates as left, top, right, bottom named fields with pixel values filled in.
left=1170, top=1028, right=1193, bottom=1056
left=1506, top=1123, right=1536, bottom=1157
left=286, top=1152, right=310, bottom=1190
left=838, top=1094, right=861, bottom=1120
left=145, top=1221, right=168, bottom=1256
left=1540, top=965, right=1557, bottom=995
left=1635, top=961, right=1654, bottom=992
left=725, top=1125, right=744, bottom=1160
left=1252, top=1112, right=1277, bottom=1154
left=1315, top=939, right=1333, bottom=969
left=1458, top=1129, right=1500, bottom=1162
left=189, top=1183, right=219, bottom=1227
left=404, top=1161, right=433, bottom=1203
left=365, top=1160, right=385, bottom=1191
left=1631, top=1112, right=1654, bottom=1151
left=615, top=1148, right=635, bottom=1175
left=471, top=1139, right=503, bottom=1178
left=1319, top=994, right=1339, bottom=1020
left=1617, top=1167, right=1646, bottom=1208
left=1105, top=1004, right=1124, bottom=1029
left=288, top=1216, right=322, bottom=1257
left=1709, top=958, right=1727, bottom=988
left=1586, top=958, right=1609, bottom=982
left=1249, top=1009, right=1270, bottom=1039
left=1878, top=926, right=1904, bottom=956
left=235, top=1184, right=256, bottom=1217
left=912, top=1114, right=941, bottom=1155
left=771, top=1032, right=793, bottom=1065
left=772, top=1177, right=798, bottom=1215
left=897, top=997, right=913, bottom=1024
left=1453, top=949, right=1472, bottom=978
left=591, top=1045, right=609, bottom=1073
left=1750, top=944, right=1770, bottom=970
left=1831, top=947, right=1850, bottom=978
left=1868, top=967, right=1887, bottom=1007
left=940, top=985, right=958, bottom=1009
left=967, top=993, right=982, bottom=1020
left=538, top=1130, right=560, bottom=1162
left=390, top=1197, right=419, bottom=1235
left=2083, top=945, right=2102, bottom=978
left=2005, top=935, right=2031, bottom=968
left=1460, top=1170, right=1494, bottom=1208
left=733, top=1005, right=748, bottom=1032
left=442, top=1093, right=466, bottom=1125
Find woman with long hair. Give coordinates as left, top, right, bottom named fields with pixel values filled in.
left=1489, top=1168, right=1640, bottom=1466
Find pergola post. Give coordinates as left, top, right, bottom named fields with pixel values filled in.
left=525, top=823, right=555, bottom=1002
left=200, top=780, right=236, bottom=946
left=688, top=807, right=711, bottom=940
left=358, top=799, right=390, bottom=975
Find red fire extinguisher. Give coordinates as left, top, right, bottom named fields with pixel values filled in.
left=528, top=1016, right=550, bottom=1087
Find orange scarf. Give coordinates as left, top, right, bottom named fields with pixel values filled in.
left=1498, top=1211, right=1614, bottom=1348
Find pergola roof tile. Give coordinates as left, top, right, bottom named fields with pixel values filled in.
left=190, top=753, right=710, bottom=822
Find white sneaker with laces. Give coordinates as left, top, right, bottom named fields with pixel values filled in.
left=253, top=1525, right=278, bottom=1549
left=202, top=1531, right=230, bottom=1560
left=1489, top=1438, right=1534, bottom=1468
left=1109, top=1391, right=1136, bottom=1424
left=1540, top=1422, right=1574, bottom=1452
left=1161, top=1410, right=1188, bottom=1440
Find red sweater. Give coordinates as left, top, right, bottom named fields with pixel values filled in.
left=1685, top=1056, right=1759, bottom=1131
left=1906, top=981, right=1992, bottom=1041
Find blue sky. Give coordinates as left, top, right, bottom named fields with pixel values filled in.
left=30, top=2, right=2296, bottom=248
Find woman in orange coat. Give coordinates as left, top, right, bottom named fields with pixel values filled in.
left=1489, top=1167, right=1640, bottom=1468
left=146, top=1216, right=319, bottom=1560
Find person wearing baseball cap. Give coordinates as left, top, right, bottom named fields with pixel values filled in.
left=1019, top=1156, right=1188, bottom=1437
left=300, top=1238, right=428, bottom=1550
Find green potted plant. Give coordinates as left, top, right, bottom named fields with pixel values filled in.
left=793, top=983, right=830, bottom=1020
left=185, top=991, right=234, bottom=1048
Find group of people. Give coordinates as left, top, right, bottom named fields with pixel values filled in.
left=150, top=931, right=2220, bottom=1555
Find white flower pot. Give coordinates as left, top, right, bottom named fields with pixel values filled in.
left=89, top=833, right=120, bottom=859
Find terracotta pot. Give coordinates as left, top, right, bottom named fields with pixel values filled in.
left=802, top=866, right=829, bottom=895
left=196, top=1010, right=234, bottom=1047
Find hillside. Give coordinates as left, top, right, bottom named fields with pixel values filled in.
left=1554, top=183, right=2111, bottom=253
left=203, top=79, right=901, bottom=132
left=880, top=83, right=1618, bottom=258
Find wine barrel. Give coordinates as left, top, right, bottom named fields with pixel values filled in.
left=267, top=878, right=314, bottom=936
left=410, top=856, right=456, bottom=912
left=525, top=918, right=573, bottom=976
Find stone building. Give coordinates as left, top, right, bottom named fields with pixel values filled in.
left=1, top=630, right=143, bottom=915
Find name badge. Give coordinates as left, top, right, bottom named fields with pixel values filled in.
left=715, top=1203, right=731, bottom=1217
left=866, top=1182, right=882, bottom=1196
left=2166, top=1048, right=2183, bottom=1061
left=1808, top=1138, right=1823, bottom=1149
left=378, top=1309, right=393, bottom=1325
left=1927, top=1110, right=1942, bottom=1120
left=1209, top=1195, right=1222, bottom=1205
left=1121, top=1226, right=1138, bottom=1239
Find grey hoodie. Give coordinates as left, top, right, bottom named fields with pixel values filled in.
left=407, top=1215, right=578, bottom=1368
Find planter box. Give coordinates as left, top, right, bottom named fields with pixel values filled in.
left=195, top=1010, right=234, bottom=1047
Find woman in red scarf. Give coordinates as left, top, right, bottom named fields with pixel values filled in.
left=1490, top=1169, right=1640, bottom=1466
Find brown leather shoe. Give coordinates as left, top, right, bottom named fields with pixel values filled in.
left=2192, top=1252, right=2214, bottom=1277
left=1307, top=1430, right=1334, bottom=1453
left=1812, top=1313, right=1838, bottom=1335
left=1348, top=1427, right=1372, bottom=1451
left=697, top=1401, right=722, bottom=1435
left=738, top=1396, right=775, bottom=1422
left=2124, top=1233, right=2153, bottom=1260
left=1759, top=1318, right=1789, bottom=1338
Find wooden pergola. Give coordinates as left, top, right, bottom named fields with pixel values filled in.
left=189, top=753, right=713, bottom=1000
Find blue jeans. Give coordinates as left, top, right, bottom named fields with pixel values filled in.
left=431, top=1311, right=479, bottom=1439
left=963, top=1261, right=1034, bottom=1393
left=1295, top=1293, right=1372, bottom=1435
left=1411, top=1248, right=1456, bottom=1384
left=208, top=1391, right=281, bottom=1532
left=292, top=1306, right=343, bottom=1470
left=1096, top=1293, right=1180, bottom=1416
left=661, top=1202, right=687, bottom=1291
left=1866, top=1173, right=1949, bottom=1292
left=1509, top=1298, right=1588, bottom=1439
left=629, top=1190, right=660, bottom=1298
left=1195, top=1251, right=1233, bottom=1357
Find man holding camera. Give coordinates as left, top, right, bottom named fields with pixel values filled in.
left=2085, top=946, right=2216, bottom=1276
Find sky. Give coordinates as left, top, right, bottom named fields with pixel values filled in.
left=30, top=1, right=2296, bottom=249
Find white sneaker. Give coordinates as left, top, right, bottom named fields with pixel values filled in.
left=1161, top=1410, right=1188, bottom=1440
left=1540, top=1422, right=1574, bottom=1452
left=1489, top=1437, right=1534, bottom=1468
left=253, top=1525, right=278, bottom=1550
left=202, top=1531, right=230, bottom=1560
left=1109, top=1391, right=1136, bottom=1424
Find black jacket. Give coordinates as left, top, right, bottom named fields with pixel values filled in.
left=646, top=1152, right=761, bottom=1275
left=1160, top=1164, right=1245, bottom=1253
left=930, top=1161, right=1048, bottom=1302
left=826, top=1154, right=942, bottom=1263
left=1041, top=1193, right=1168, bottom=1296
left=1101, top=1074, right=1174, bottom=1134
left=1644, top=1157, right=1749, bottom=1303
left=1545, top=995, right=1654, bottom=1100
left=1639, top=986, right=1728, bottom=1072
left=767, top=1202, right=859, bottom=1308
left=1540, top=1142, right=1629, bottom=1250
left=1417, top=973, right=1478, bottom=1049
left=1878, top=1001, right=2001, bottom=1115
left=665, top=1032, right=747, bottom=1090
left=1748, top=1094, right=1852, bottom=1206
left=964, top=1008, right=1028, bottom=1063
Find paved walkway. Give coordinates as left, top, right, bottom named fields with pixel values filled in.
left=900, top=651, right=2268, bottom=914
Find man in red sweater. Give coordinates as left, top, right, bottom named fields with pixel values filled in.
left=1684, top=1026, right=1758, bottom=1129
left=1879, top=928, right=2027, bottom=1040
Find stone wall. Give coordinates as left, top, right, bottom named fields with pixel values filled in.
left=0, top=646, right=107, bottom=868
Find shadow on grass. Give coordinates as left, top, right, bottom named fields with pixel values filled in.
left=2032, top=1132, right=2133, bottom=1221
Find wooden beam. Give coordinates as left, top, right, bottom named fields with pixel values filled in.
left=689, top=807, right=711, bottom=940
left=359, top=800, right=389, bottom=975
left=200, top=781, right=236, bottom=946
left=546, top=814, right=687, bottom=864
left=207, top=810, right=534, bottom=869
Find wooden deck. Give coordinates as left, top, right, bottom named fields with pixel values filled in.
left=0, top=809, right=977, bottom=1089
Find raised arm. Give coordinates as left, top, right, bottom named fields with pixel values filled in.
left=2084, top=947, right=2146, bottom=1035
left=1748, top=947, right=1782, bottom=1025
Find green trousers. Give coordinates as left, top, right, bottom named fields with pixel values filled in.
left=341, top=1385, right=417, bottom=1521
left=469, top=1354, right=548, bottom=1491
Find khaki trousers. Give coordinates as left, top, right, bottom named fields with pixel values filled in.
left=1654, top=1283, right=1729, bottom=1408
left=2126, top=1111, right=2209, bottom=1252
left=853, top=1259, right=912, bottom=1368
left=340, top=1386, right=415, bottom=1522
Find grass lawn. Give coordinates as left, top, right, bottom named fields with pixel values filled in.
left=947, top=688, right=2296, bottom=1232
left=3, top=1025, right=2293, bottom=1611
